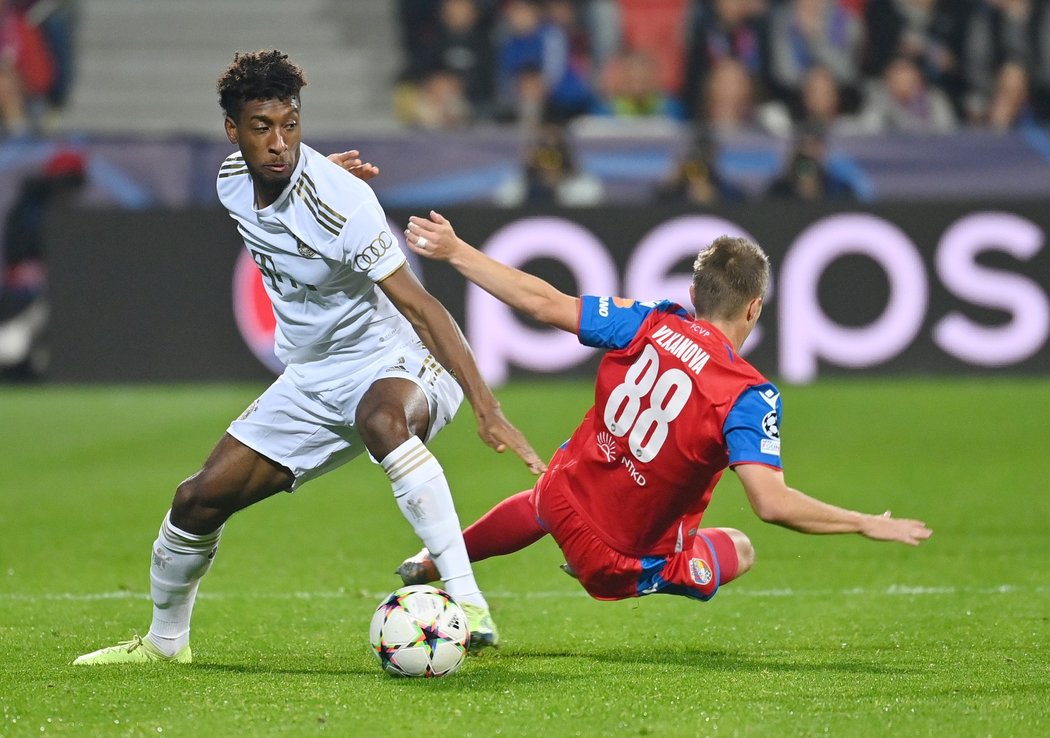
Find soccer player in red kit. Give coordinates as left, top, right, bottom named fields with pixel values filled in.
left=398, top=211, right=932, bottom=607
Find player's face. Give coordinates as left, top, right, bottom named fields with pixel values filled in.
left=225, top=97, right=302, bottom=193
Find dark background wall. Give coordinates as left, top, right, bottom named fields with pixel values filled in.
left=46, top=209, right=271, bottom=382
left=45, top=202, right=1050, bottom=383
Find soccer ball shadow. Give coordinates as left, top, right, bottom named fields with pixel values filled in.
left=518, top=646, right=911, bottom=676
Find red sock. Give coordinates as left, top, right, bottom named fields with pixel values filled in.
left=463, top=490, right=546, bottom=562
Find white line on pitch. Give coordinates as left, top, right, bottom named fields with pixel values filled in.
left=0, top=584, right=1042, bottom=603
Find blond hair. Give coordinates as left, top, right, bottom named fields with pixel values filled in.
left=691, top=236, right=770, bottom=320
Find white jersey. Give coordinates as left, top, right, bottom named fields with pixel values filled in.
left=217, top=144, right=417, bottom=391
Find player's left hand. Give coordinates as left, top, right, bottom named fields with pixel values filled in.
left=474, top=403, right=548, bottom=475
left=327, top=150, right=380, bottom=181
left=861, top=510, right=933, bottom=546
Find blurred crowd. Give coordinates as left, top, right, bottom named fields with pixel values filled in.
left=0, top=0, right=77, bottom=138
left=394, top=0, right=1050, bottom=135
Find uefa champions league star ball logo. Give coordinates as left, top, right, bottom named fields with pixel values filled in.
left=762, top=411, right=779, bottom=439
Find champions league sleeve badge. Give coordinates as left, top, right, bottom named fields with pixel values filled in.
left=760, top=410, right=781, bottom=456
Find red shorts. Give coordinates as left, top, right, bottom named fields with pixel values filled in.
left=532, top=472, right=740, bottom=601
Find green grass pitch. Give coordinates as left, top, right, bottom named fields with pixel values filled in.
left=1, top=378, right=1047, bottom=737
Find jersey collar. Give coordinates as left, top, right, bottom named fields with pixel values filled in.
left=252, top=144, right=308, bottom=217
left=696, top=319, right=737, bottom=362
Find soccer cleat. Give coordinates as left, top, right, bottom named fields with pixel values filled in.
left=396, top=547, right=439, bottom=586
left=72, top=635, right=192, bottom=665
left=395, top=550, right=498, bottom=651
left=560, top=562, right=579, bottom=580
left=461, top=602, right=500, bottom=653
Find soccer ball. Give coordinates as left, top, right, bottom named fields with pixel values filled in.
left=369, top=585, right=469, bottom=678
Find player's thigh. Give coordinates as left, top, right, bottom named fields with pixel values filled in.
left=353, top=342, right=465, bottom=458
left=653, top=528, right=746, bottom=601
left=717, top=527, right=754, bottom=575
left=533, top=475, right=638, bottom=601
left=553, top=527, right=651, bottom=602
left=227, top=374, right=365, bottom=491
left=545, top=504, right=743, bottom=602
left=180, top=432, right=294, bottom=509
left=354, top=378, right=430, bottom=459
left=382, top=342, right=464, bottom=444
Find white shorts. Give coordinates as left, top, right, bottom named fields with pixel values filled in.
left=227, top=342, right=464, bottom=490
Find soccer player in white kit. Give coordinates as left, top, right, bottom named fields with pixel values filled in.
left=73, top=49, right=545, bottom=665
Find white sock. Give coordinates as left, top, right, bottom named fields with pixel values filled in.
left=145, top=511, right=223, bottom=655
left=382, top=437, right=487, bottom=608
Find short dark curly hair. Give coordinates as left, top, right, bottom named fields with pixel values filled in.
left=217, top=49, right=307, bottom=120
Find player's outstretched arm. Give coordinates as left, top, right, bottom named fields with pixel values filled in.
left=378, top=265, right=547, bottom=475
left=734, top=464, right=932, bottom=546
left=405, top=211, right=580, bottom=334
left=327, top=149, right=380, bottom=181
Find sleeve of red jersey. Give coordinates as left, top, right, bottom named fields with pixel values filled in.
left=577, top=296, right=686, bottom=349
left=724, top=383, right=784, bottom=470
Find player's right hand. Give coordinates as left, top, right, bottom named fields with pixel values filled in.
left=405, top=211, right=465, bottom=262
left=327, top=149, right=380, bottom=181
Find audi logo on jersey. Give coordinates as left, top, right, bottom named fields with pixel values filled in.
left=353, top=230, right=395, bottom=271
left=232, top=221, right=416, bottom=374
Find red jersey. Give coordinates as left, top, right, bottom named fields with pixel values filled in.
left=546, top=297, right=781, bottom=557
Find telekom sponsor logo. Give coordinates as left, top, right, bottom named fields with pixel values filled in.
left=232, top=220, right=419, bottom=375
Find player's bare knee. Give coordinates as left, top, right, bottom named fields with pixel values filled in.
left=356, top=402, right=413, bottom=457
left=357, top=379, right=431, bottom=459
left=724, top=528, right=755, bottom=574
left=171, top=473, right=233, bottom=533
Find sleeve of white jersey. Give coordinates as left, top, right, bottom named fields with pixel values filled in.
left=340, top=194, right=406, bottom=283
